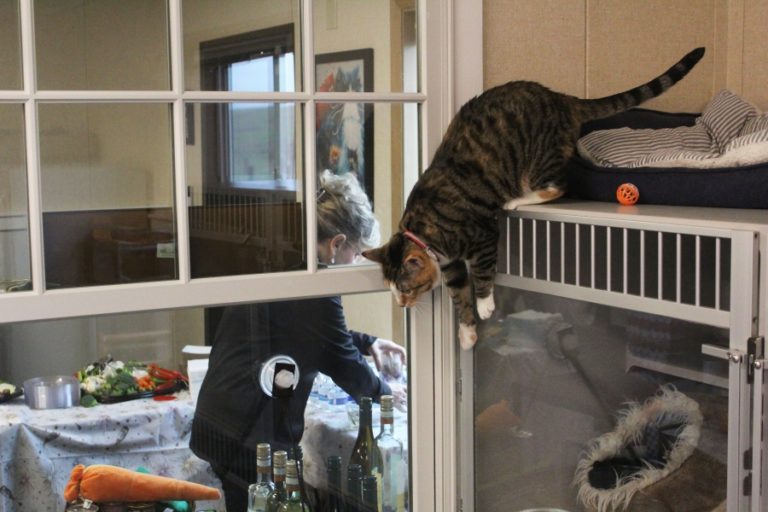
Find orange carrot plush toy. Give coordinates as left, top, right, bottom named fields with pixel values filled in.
left=64, top=464, right=221, bottom=503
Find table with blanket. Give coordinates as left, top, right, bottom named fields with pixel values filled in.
left=0, top=391, right=224, bottom=512
left=0, top=385, right=408, bottom=512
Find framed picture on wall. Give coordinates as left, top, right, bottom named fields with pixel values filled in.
left=315, top=48, right=374, bottom=201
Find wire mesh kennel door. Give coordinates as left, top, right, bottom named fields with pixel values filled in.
left=461, top=203, right=766, bottom=512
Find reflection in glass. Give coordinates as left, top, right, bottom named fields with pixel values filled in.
left=316, top=103, right=419, bottom=250
left=314, top=0, right=418, bottom=93
left=0, top=104, right=29, bottom=292
left=198, top=291, right=407, bottom=506
left=35, top=0, right=170, bottom=90
left=183, top=0, right=301, bottom=92
left=474, top=288, right=728, bottom=511
left=316, top=102, right=372, bottom=198
left=0, top=289, right=406, bottom=511
left=38, top=103, right=176, bottom=288
left=185, top=102, right=304, bottom=278
left=0, top=0, right=22, bottom=90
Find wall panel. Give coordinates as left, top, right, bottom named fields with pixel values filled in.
left=586, top=0, right=714, bottom=112
left=484, top=0, right=766, bottom=112
left=484, top=0, right=586, bottom=97
left=742, top=0, right=768, bottom=108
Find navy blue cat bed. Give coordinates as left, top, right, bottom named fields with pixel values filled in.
left=565, top=105, right=768, bottom=209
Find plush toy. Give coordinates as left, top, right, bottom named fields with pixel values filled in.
left=64, top=464, right=221, bottom=504
left=574, top=386, right=726, bottom=512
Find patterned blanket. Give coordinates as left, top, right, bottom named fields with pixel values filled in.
left=578, top=90, right=768, bottom=168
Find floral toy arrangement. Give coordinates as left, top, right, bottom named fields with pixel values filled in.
left=75, top=358, right=188, bottom=406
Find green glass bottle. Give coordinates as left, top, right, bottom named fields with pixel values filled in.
left=349, top=397, right=382, bottom=477
left=266, top=450, right=288, bottom=512
left=278, top=459, right=307, bottom=512
left=326, top=455, right=343, bottom=512
left=362, top=474, right=379, bottom=512
left=247, top=443, right=275, bottom=512
left=346, top=463, right=363, bottom=512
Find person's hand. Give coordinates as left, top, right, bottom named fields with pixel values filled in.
left=368, top=339, right=407, bottom=378
left=386, top=381, right=408, bottom=411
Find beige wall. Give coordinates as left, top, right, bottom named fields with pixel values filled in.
left=484, top=0, right=768, bottom=112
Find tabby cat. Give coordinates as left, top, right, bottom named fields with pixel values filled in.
left=362, top=47, right=705, bottom=350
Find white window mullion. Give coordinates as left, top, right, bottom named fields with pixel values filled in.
left=182, top=90, right=310, bottom=102
left=33, top=90, right=178, bottom=102
left=168, top=0, right=190, bottom=283
left=19, top=0, right=44, bottom=295
left=302, top=0, right=318, bottom=273
left=314, top=91, right=426, bottom=103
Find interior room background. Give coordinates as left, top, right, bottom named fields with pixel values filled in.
left=2, top=0, right=767, bottom=383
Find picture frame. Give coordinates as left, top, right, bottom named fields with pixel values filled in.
left=315, top=48, right=374, bottom=201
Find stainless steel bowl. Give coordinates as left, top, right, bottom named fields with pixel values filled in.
left=23, top=375, right=80, bottom=409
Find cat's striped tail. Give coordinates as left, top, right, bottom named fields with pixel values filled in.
left=576, top=47, right=705, bottom=121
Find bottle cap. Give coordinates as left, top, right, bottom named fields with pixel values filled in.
left=347, top=463, right=362, bottom=478
left=327, top=455, right=342, bottom=470
left=286, top=459, right=298, bottom=478
left=256, top=443, right=271, bottom=459
left=362, top=475, right=377, bottom=490
left=289, top=445, right=303, bottom=462
left=359, top=396, right=372, bottom=411
left=380, top=395, right=393, bottom=411
left=274, top=450, right=287, bottom=467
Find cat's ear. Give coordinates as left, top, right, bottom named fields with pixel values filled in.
left=361, top=247, right=384, bottom=263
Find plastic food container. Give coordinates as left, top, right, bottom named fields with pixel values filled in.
left=23, top=375, right=80, bottom=409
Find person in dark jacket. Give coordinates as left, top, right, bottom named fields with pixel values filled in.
left=190, top=171, right=407, bottom=511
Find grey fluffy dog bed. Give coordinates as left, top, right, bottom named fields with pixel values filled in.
left=574, top=386, right=726, bottom=512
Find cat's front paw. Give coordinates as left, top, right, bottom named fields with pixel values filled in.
left=476, top=295, right=495, bottom=320
left=458, top=323, right=478, bottom=350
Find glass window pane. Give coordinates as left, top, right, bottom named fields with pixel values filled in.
left=0, top=291, right=408, bottom=510
left=0, top=307, right=225, bottom=510
left=474, top=288, right=729, bottom=511
left=0, top=0, right=22, bottom=90
left=0, top=104, right=29, bottom=292
left=314, top=0, right=418, bottom=93
left=197, top=291, right=409, bottom=510
left=35, top=0, right=170, bottom=90
left=317, top=102, right=420, bottom=268
left=183, top=1, right=302, bottom=92
left=38, top=103, right=176, bottom=288
left=185, top=101, right=304, bottom=277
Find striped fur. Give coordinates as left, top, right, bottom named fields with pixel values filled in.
left=363, top=48, right=704, bottom=350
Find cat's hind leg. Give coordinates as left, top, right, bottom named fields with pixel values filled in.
left=442, top=260, right=479, bottom=350
left=503, top=185, right=563, bottom=210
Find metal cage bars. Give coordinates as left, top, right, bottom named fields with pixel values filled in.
left=498, top=213, right=735, bottom=328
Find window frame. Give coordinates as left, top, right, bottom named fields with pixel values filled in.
left=199, top=23, right=297, bottom=198
left=0, top=2, right=475, bottom=510
left=1, top=0, right=451, bottom=322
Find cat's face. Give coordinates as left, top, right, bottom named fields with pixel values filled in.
left=362, top=233, right=441, bottom=307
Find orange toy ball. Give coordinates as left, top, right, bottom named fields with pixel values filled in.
left=616, top=183, right=640, bottom=205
